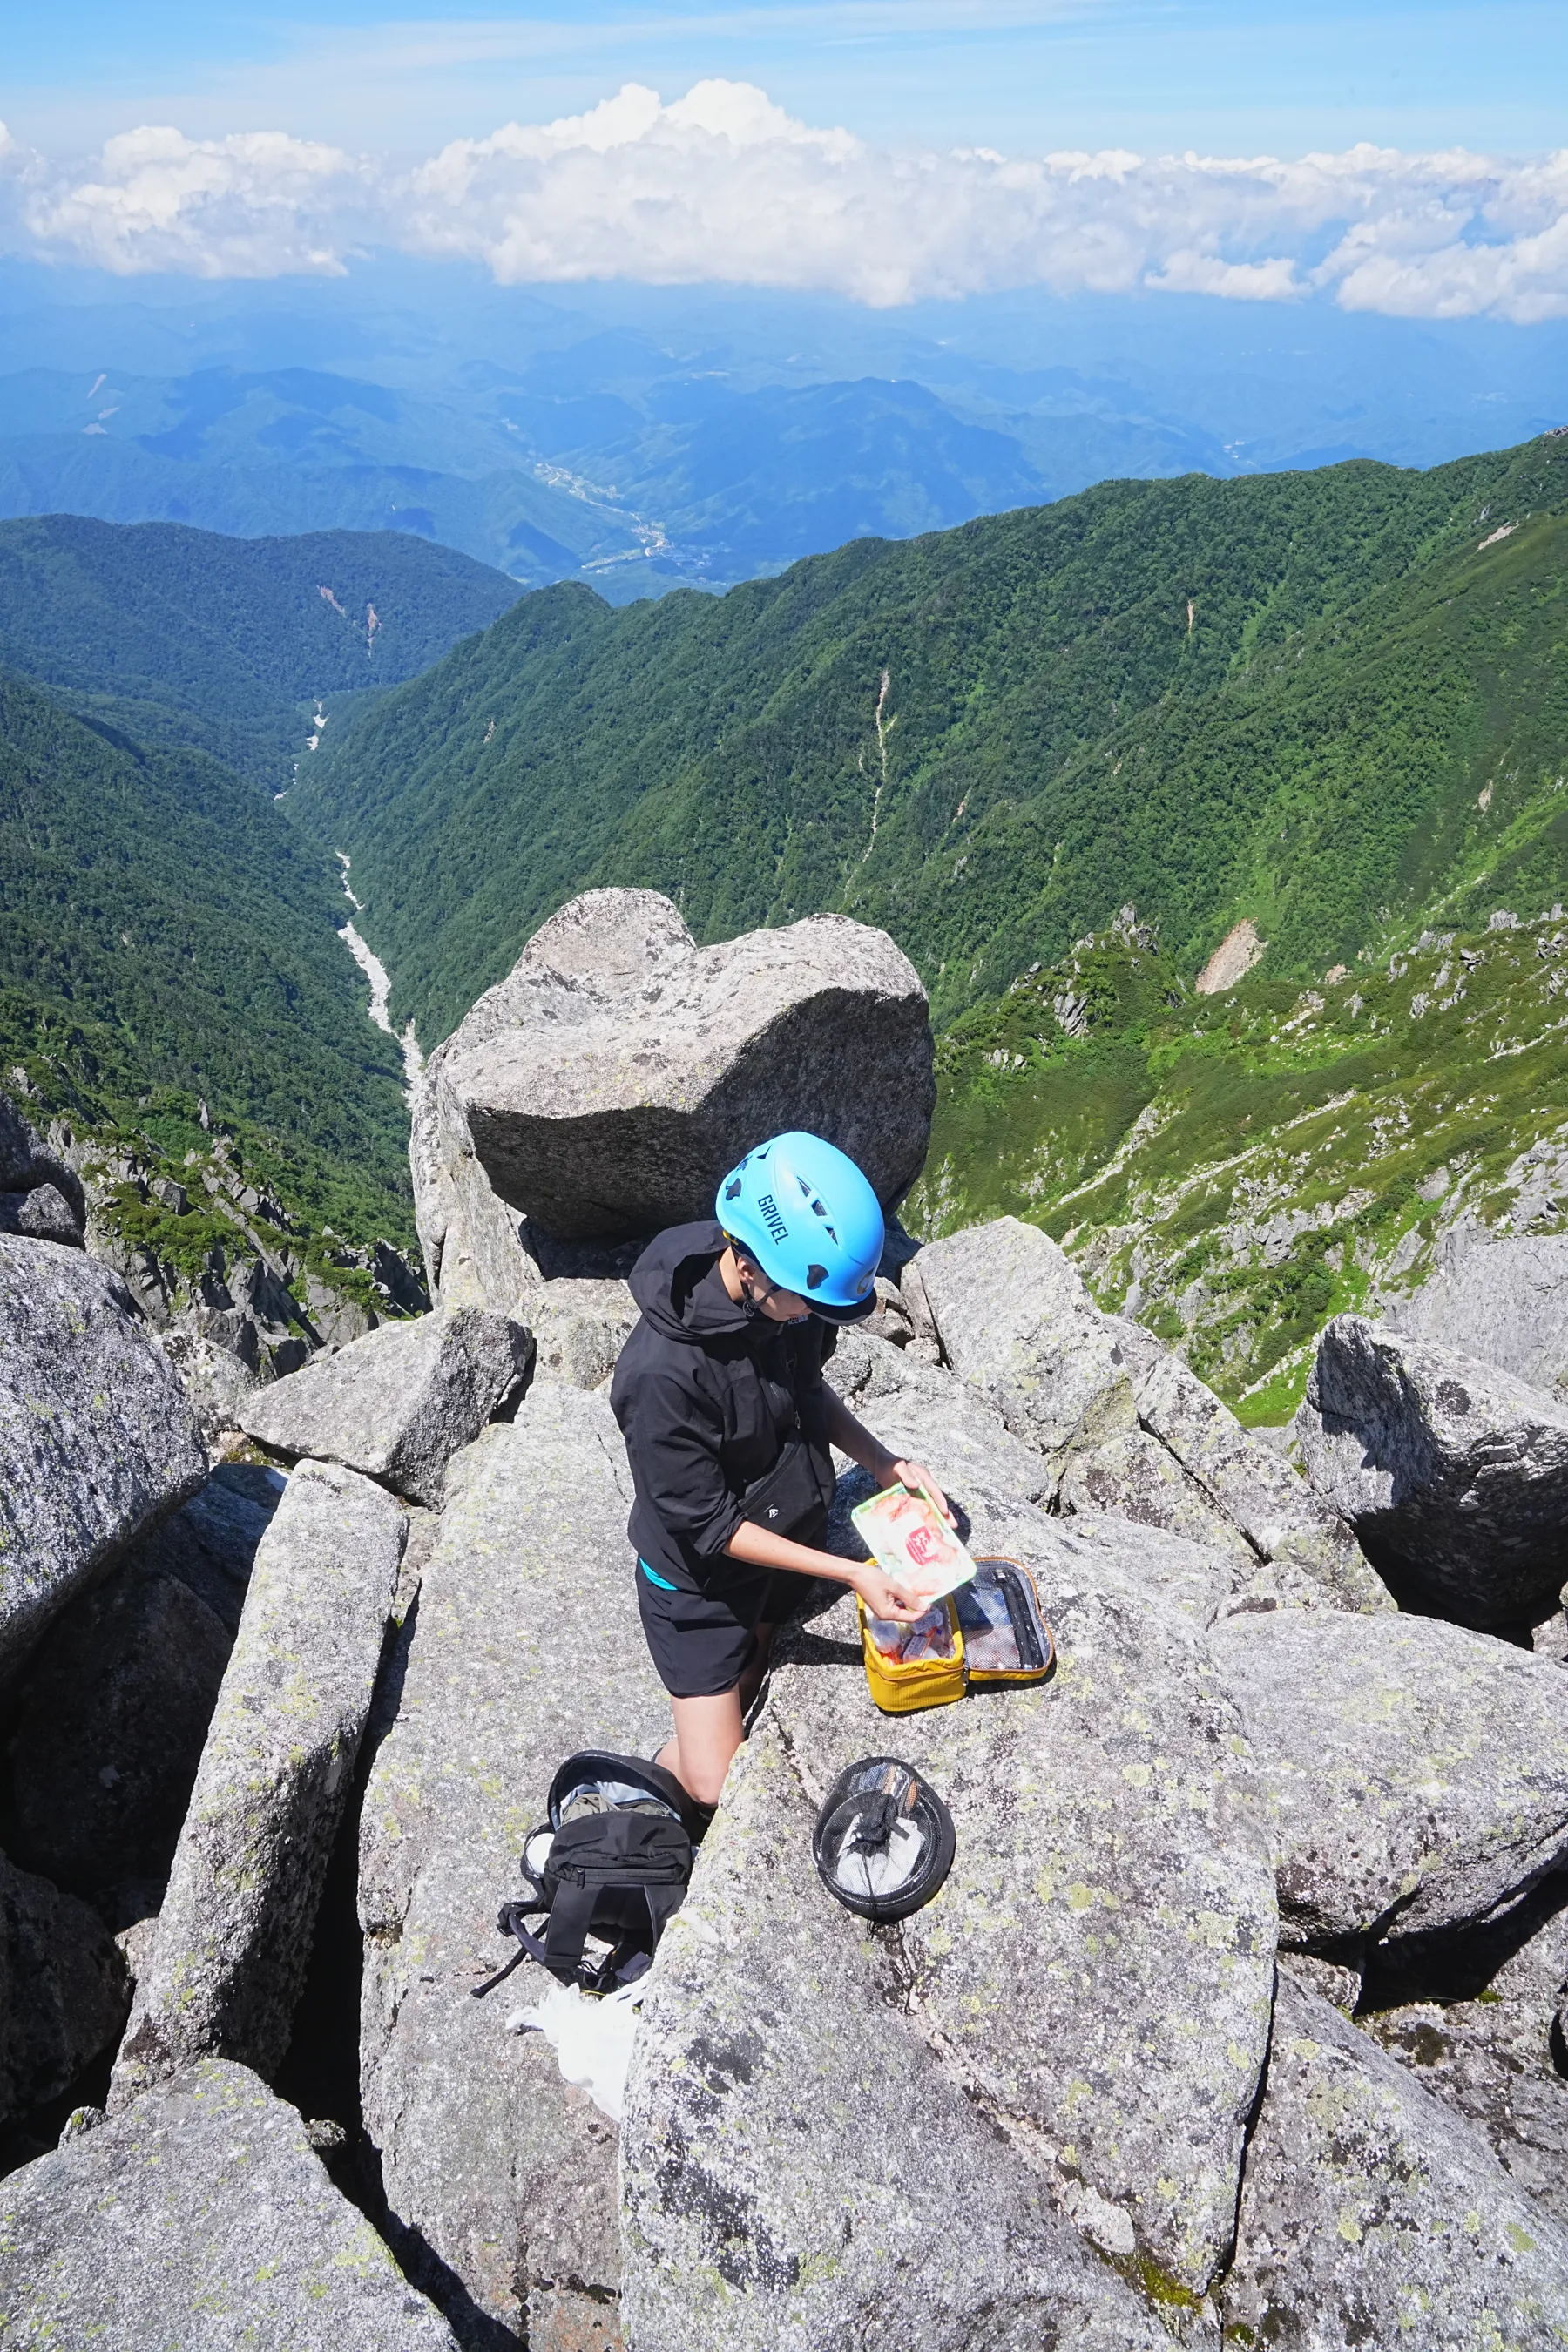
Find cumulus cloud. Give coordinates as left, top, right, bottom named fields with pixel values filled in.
left=11, top=84, right=1568, bottom=321
left=19, top=125, right=368, bottom=279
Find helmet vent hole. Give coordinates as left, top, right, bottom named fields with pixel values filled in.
left=724, top=1177, right=742, bottom=1202
left=823, top=1224, right=838, bottom=1245
left=806, top=1264, right=828, bottom=1290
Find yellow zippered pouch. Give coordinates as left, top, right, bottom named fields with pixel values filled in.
left=858, top=1558, right=1054, bottom=1715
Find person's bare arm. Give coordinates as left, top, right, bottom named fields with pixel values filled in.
left=724, top=1515, right=928, bottom=1623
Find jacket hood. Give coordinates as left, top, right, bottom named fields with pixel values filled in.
left=628, top=1220, right=753, bottom=1342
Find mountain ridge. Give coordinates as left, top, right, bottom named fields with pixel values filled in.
left=290, top=432, right=1568, bottom=1045
left=0, top=514, right=523, bottom=789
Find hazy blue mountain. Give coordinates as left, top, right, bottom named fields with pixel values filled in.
left=0, top=258, right=1563, bottom=599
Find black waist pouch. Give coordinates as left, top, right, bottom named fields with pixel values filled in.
left=739, top=1429, right=836, bottom=1533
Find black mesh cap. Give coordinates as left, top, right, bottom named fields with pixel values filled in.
left=812, top=1755, right=956, bottom=1922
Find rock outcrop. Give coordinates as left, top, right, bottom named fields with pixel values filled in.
left=0, top=1085, right=84, bottom=1246
left=0, top=2058, right=458, bottom=2348
left=1295, top=1313, right=1568, bottom=1626
left=112, top=1460, right=404, bottom=2105
left=1356, top=1876, right=1568, bottom=2223
left=239, top=1308, right=532, bottom=1504
left=909, top=1217, right=1384, bottom=1611
left=828, top=1326, right=1274, bottom=1626
left=1389, top=1220, right=1568, bottom=1396
left=0, top=1849, right=129, bottom=2128
left=359, top=1385, right=668, bottom=2349
left=412, top=888, right=934, bottom=1312
left=767, top=1536, right=1279, bottom=2297
left=1212, top=1610, right=1568, bottom=1946
left=623, top=1718, right=1181, bottom=2352
left=0, top=1236, right=206, bottom=1676
left=1222, top=1975, right=1568, bottom=2346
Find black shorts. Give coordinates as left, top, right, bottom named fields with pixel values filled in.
left=637, top=1562, right=799, bottom=1699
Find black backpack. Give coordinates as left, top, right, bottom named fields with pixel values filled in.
left=472, top=1752, right=703, bottom=1998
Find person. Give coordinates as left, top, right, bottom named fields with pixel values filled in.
left=610, top=1130, right=951, bottom=1808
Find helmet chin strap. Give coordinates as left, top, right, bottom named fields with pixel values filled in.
left=731, top=1247, right=807, bottom=1322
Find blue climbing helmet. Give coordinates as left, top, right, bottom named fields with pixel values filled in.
left=715, top=1132, right=883, bottom=1323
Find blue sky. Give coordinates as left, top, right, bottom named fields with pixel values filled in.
left=3, top=4, right=1565, bottom=320
left=6, top=2, right=1565, bottom=160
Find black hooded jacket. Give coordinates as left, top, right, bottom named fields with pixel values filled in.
left=610, top=1220, right=836, bottom=1593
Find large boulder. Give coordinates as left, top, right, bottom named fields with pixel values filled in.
left=0, top=2057, right=457, bottom=2348
left=239, top=1308, right=532, bottom=1504
left=827, top=1328, right=1261, bottom=1626
left=1221, top=1975, right=1568, bottom=2347
left=1211, top=1610, right=1568, bottom=1948
left=1389, top=1220, right=1568, bottom=1396
left=358, top=1386, right=668, bottom=2349
left=1295, top=1314, right=1568, bottom=1626
left=1356, top=1875, right=1568, bottom=2225
left=0, top=1085, right=84, bottom=1240
left=769, top=1502, right=1280, bottom=2299
left=0, top=1848, right=129, bottom=2128
left=0, top=1236, right=206, bottom=1676
left=623, top=1716, right=1181, bottom=2352
left=412, top=888, right=934, bottom=1299
left=909, top=1218, right=1384, bottom=1611
left=112, top=1459, right=405, bottom=2105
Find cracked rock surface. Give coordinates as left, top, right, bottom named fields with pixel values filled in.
left=112, top=1458, right=404, bottom=2105
left=0, top=1234, right=206, bottom=1674
left=765, top=1504, right=1279, bottom=2299
left=622, top=1715, right=1181, bottom=2352
left=0, top=2058, right=457, bottom=2349
left=1222, top=1974, right=1568, bottom=2349
left=358, top=1385, right=667, bottom=2349
left=909, top=1217, right=1383, bottom=1612
left=239, top=1307, right=532, bottom=1504
left=1213, top=1608, right=1568, bottom=1949
left=1295, top=1313, right=1568, bottom=1627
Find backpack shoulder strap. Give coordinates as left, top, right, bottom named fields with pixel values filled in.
left=543, top=1876, right=603, bottom=1984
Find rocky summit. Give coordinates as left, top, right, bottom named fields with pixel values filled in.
left=411, top=887, right=935, bottom=1314
left=3, top=891, right=1568, bottom=2352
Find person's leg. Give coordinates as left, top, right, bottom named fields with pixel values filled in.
left=737, top=1622, right=776, bottom=1714
left=656, top=1688, right=747, bottom=1807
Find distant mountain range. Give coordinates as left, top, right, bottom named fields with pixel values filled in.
left=1, top=260, right=1564, bottom=599
left=292, top=431, right=1568, bottom=1042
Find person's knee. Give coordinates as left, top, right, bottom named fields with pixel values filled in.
left=677, top=1745, right=736, bottom=1808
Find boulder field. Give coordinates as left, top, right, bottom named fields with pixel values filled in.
left=2, top=887, right=1567, bottom=2349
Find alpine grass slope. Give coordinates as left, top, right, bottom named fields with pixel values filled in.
left=909, top=903, right=1568, bottom=1422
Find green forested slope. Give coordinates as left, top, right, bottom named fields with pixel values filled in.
left=291, top=435, right=1568, bottom=1043
left=0, top=672, right=412, bottom=1248
left=0, top=515, right=522, bottom=788
left=911, top=907, right=1568, bottom=1422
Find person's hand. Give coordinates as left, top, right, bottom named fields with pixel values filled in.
left=889, top=1457, right=954, bottom=1524
left=848, top=1561, right=933, bottom=1624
